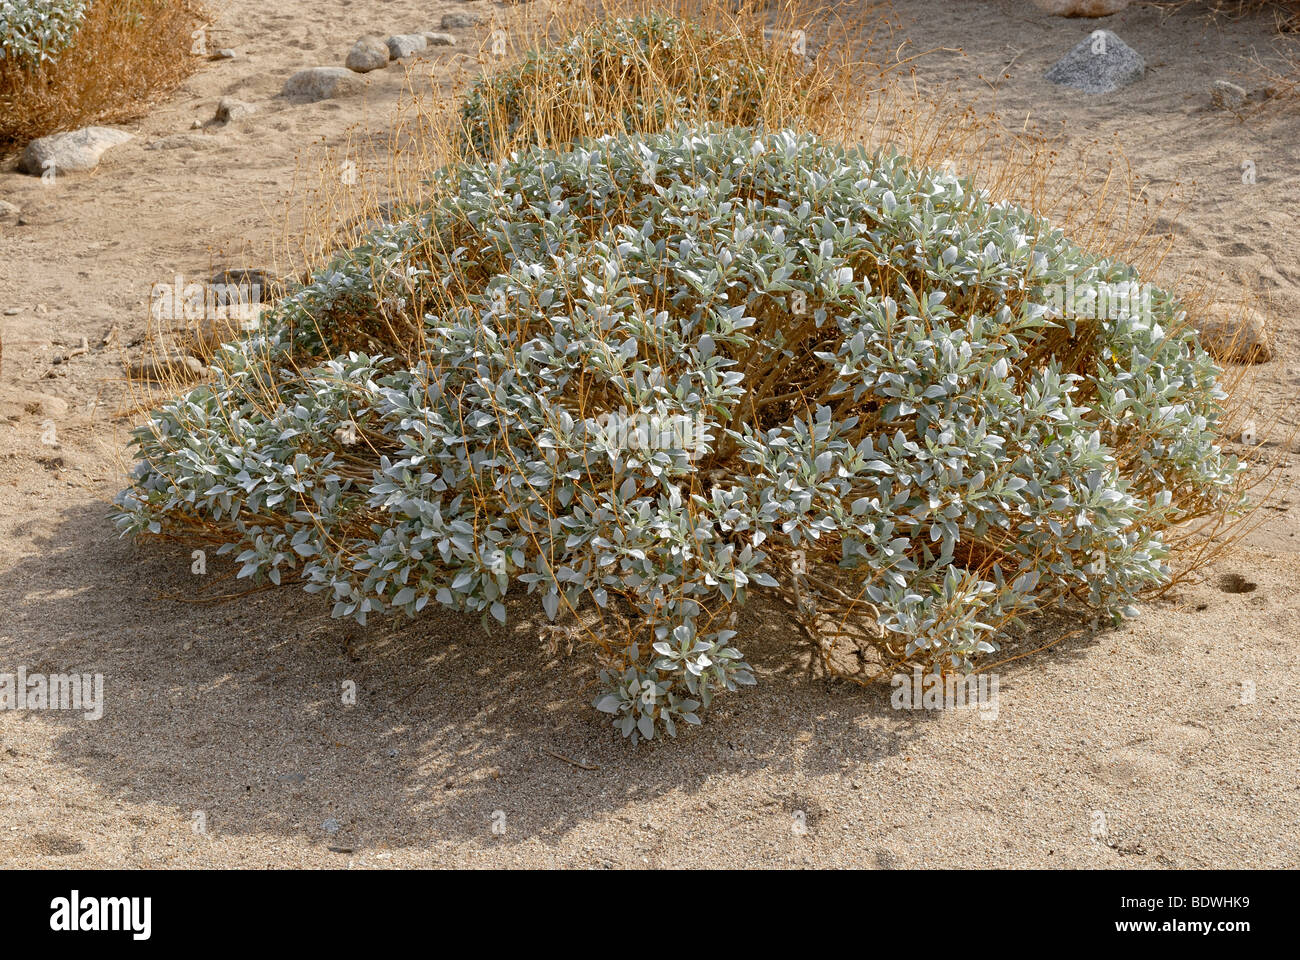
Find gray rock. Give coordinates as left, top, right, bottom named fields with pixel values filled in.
left=201, top=268, right=262, bottom=295
left=1210, top=80, right=1247, bottom=110
left=346, top=36, right=390, bottom=72
left=211, top=266, right=275, bottom=292
left=126, top=354, right=206, bottom=381
left=1033, top=0, right=1129, bottom=15
left=322, top=818, right=340, bottom=834
left=18, top=126, right=134, bottom=176
left=422, top=32, right=457, bottom=47
left=440, top=13, right=482, bottom=29
left=215, top=97, right=256, bottom=122
left=1044, top=30, right=1144, bottom=94
left=386, top=33, right=428, bottom=59
left=1196, top=303, right=1273, bottom=364
left=282, top=66, right=366, bottom=102
left=212, top=48, right=238, bottom=60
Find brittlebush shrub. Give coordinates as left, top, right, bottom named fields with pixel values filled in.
left=116, top=125, right=1244, bottom=741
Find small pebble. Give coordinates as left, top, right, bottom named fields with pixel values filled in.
left=1210, top=79, right=1247, bottom=110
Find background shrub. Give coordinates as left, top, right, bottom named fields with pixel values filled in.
left=116, top=124, right=1244, bottom=741
left=0, top=0, right=88, bottom=66
left=456, top=13, right=829, bottom=159
left=0, top=0, right=202, bottom=145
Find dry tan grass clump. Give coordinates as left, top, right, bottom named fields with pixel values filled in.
left=453, top=7, right=866, bottom=160
left=1197, top=0, right=1300, bottom=30
left=0, top=0, right=205, bottom=146
left=1166, top=0, right=1300, bottom=105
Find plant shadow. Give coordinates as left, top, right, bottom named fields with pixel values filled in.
left=0, top=498, right=1104, bottom=860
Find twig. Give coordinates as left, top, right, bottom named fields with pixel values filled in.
left=53, top=337, right=88, bottom=365
left=984, top=45, right=1024, bottom=91
left=541, top=747, right=599, bottom=771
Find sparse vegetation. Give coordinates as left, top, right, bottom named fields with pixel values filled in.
left=456, top=12, right=825, bottom=158
left=0, top=0, right=204, bottom=145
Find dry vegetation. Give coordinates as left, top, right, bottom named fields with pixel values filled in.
left=121, top=0, right=1281, bottom=706
left=1166, top=0, right=1300, bottom=103
left=0, top=0, right=205, bottom=146
left=1192, top=0, right=1300, bottom=30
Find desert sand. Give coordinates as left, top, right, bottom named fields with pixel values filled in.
left=0, top=0, right=1297, bottom=868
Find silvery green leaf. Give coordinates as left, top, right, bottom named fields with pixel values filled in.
left=542, top=591, right=559, bottom=620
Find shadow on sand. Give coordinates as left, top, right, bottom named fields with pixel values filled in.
left=1, top=498, right=1104, bottom=860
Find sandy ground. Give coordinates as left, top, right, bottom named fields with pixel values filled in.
left=1, top=0, right=1298, bottom=868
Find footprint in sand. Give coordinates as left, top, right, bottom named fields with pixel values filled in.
left=1218, top=240, right=1256, bottom=258
left=1086, top=722, right=1213, bottom=788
